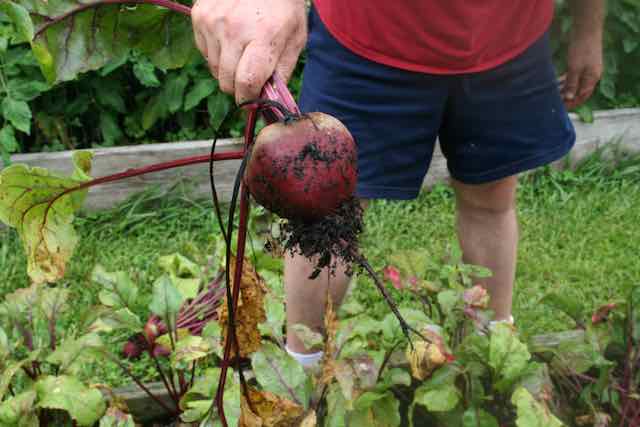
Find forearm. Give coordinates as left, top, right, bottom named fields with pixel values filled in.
left=568, top=0, right=606, bottom=36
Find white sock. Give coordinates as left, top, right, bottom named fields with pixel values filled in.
left=489, top=315, right=515, bottom=327
left=285, top=346, right=324, bottom=368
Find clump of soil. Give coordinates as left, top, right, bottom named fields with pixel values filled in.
left=271, top=197, right=364, bottom=279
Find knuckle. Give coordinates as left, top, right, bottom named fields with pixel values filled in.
left=219, top=80, right=233, bottom=94
left=222, top=15, right=245, bottom=39
left=294, top=33, right=307, bottom=51
left=236, top=73, right=257, bottom=93
left=259, top=23, right=279, bottom=39
left=205, top=12, right=222, bottom=29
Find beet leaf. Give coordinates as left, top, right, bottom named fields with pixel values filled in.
left=35, top=375, right=106, bottom=426
left=0, top=390, right=39, bottom=426
left=91, top=264, right=139, bottom=310
left=250, top=341, right=311, bottom=408
left=0, top=151, right=93, bottom=284
left=3, top=0, right=194, bottom=84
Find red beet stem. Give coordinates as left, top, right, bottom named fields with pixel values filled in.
left=35, top=0, right=192, bottom=38
left=24, top=151, right=243, bottom=236
left=260, top=74, right=301, bottom=122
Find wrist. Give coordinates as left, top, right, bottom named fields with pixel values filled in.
left=571, top=24, right=603, bottom=43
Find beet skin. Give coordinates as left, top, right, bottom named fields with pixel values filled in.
left=244, top=112, right=357, bottom=222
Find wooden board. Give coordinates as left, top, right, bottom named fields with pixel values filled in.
left=5, top=109, right=640, bottom=211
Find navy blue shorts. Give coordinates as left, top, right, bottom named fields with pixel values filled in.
left=299, top=8, right=576, bottom=200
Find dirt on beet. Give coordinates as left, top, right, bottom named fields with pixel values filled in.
left=270, top=197, right=364, bottom=279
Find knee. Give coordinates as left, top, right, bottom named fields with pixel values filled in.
left=453, top=176, right=517, bottom=216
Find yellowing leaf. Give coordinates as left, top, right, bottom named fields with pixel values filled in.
left=511, top=387, right=564, bottom=427
left=239, top=387, right=304, bottom=427
left=405, top=325, right=451, bottom=381
left=217, top=257, right=267, bottom=358
left=172, top=334, right=211, bottom=367
left=406, top=341, right=447, bottom=381
left=290, top=324, right=323, bottom=352
left=325, top=355, right=378, bottom=405
left=0, top=151, right=93, bottom=284
left=98, top=406, right=136, bottom=427
left=299, top=411, right=317, bottom=427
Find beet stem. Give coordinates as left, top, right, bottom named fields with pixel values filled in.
left=35, top=0, right=192, bottom=38
left=150, top=348, right=179, bottom=403
left=353, top=252, right=427, bottom=347
left=105, top=350, right=179, bottom=416
left=214, top=108, right=257, bottom=427
left=21, top=151, right=243, bottom=243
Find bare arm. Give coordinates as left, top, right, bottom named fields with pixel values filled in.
left=569, top=0, right=605, bottom=35
left=562, top=0, right=606, bottom=109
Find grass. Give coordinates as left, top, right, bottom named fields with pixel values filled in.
left=1, top=148, right=639, bottom=384
left=360, top=150, right=640, bottom=337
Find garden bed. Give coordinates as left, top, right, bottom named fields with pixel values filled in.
left=5, top=108, right=640, bottom=211
left=1, top=153, right=638, bottom=426
left=113, top=329, right=587, bottom=425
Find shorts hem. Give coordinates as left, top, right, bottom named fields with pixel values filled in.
left=355, top=185, right=421, bottom=200
left=449, top=137, right=576, bottom=185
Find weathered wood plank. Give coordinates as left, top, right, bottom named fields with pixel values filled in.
left=108, top=380, right=175, bottom=423
left=528, top=329, right=586, bottom=353
left=4, top=109, right=640, bottom=211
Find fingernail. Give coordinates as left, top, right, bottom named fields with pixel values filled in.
left=565, top=93, right=575, bottom=100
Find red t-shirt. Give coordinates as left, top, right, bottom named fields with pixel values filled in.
left=313, top=1, right=554, bottom=74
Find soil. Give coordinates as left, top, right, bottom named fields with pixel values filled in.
left=271, top=197, right=364, bottom=279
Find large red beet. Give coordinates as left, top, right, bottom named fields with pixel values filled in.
left=244, top=112, right=357, bottom=222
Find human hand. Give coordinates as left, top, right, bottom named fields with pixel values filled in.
left=191, top=0, right=307, bottom=103
left=560, top=28, right=603, bottom=110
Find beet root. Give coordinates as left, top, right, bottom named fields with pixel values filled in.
left=243, top=112, right=357, bottom=222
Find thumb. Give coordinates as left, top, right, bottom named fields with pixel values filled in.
left=563, top=67, right=580, bottom=102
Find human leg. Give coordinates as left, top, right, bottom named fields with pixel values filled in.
left=452, top=176, right=518, bottom=321
left=439, top=31, right=576, bottom=322
left=284, top=251, right=353, bottom=353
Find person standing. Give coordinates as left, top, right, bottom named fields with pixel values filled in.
left=191, top=0, right=605, bottom=366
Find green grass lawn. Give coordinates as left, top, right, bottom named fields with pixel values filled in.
left=1, top=150, right=639, bottom=384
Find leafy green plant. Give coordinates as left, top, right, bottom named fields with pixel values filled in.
left=0, top=1, right=262, bottom=159
left=86, top=254, right=230, bottom=422
left=535, top=281, right=639, bottom=426
left=205, top=245, right=568, bottom=427
left=0, top=284, right=115, bottom=426
left=0, top=10, right=50, bottom=164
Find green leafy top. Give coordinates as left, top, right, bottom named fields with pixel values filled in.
left=0, top=151, right=93, bottom=284
left=3, top=1, right=196, bottom=85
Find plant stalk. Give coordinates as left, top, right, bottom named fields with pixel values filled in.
left=214, top=107, right=257, bottom=427
left=28, top=151, right=243, bottom=231
left=35, top=0, right=192, bottom=38
left=150, top=348, right=179, bottom=404
left=102, top=350, right=178, bottom=416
